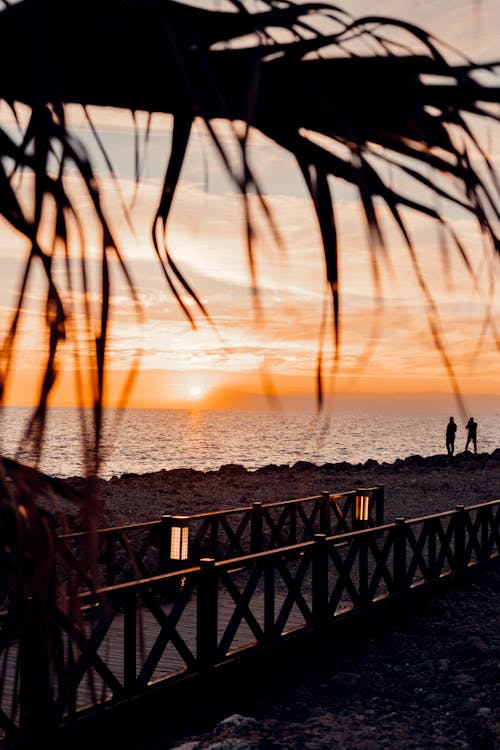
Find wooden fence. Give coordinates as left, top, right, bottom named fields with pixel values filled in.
left=55, top=485, right=385, bottom=592
left=1, top=495, right=499, bottom=747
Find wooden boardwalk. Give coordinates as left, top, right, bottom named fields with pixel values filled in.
left=74, top=586, right=307, bottom=709
left=1, top=576, right=310, bottom=724
left=1, top=496, right=499, bottom=747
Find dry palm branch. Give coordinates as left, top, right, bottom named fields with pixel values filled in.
left=0, top=0, right=499, bottom=455
left=0, top=0, right=499, bottom=738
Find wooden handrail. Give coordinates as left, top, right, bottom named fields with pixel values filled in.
left=57, top=486, right=384, bottom=541
left=4, top=493, right=499, bottom=747
left=53, top=485, right=385, bottom=590
left=70, top=497, right=499, bottom=600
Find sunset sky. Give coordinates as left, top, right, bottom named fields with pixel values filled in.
left=1, top=0, right=499, bottom=413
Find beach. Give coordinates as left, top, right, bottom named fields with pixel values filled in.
left=56, top=449, right=500, bottom=530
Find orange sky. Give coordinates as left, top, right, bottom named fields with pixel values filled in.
left=1, top=0, right=499, bottom=413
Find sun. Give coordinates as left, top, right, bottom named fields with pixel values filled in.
left=189, top=385, right=203, bottom=399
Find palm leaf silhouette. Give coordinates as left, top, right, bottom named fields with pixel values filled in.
left=0, top=0, right=498, bottom=738
left=0, top=0, right=498, bottom=428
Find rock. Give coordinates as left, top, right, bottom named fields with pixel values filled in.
left=482, top=570, right=500, bottom=591
left=424, top=454, right=450, bottom=468
left=477, top=661, right=500, bottom=685
left=217, top=464, right=248, bottom=476
left=404, top=455, right=425, bottom=465
left=427, top=599, right=449, bottom=616
left=328, top=461, right=353, bottom=470
left=454, top=451, right=479, bottom=465
left=423, top=691, right=442, bottom=707
left=328, top=672, right=361, bottom=694
left=450, top=673, right=475, bottom=689
left=216, top=715, right=258, bottom=730
left=465, top=717, right=497, bottom=750
left=291, top=461, right=317, bottom=471
left=205, top=741, right=253, bottom=750
left=460, top=636, right=491, bottom=660
left=254, top=464, right=288, bottom=474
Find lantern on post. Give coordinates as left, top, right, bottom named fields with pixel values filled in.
left=160, top=515, right=190, bottom=572
left=170, top=516, right=190, bottom=561
left=354, top=490, right=370, bottom=529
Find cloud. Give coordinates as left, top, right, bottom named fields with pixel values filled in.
left=2, top=31, right=499, bottom=407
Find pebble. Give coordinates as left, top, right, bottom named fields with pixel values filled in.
left=477, top=707, right=491, bottom=716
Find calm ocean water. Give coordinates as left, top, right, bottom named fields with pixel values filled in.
left=0, top=407, right=498, bottom=479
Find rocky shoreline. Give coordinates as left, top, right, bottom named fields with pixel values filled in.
left=56, top=449, right=500, bottom=531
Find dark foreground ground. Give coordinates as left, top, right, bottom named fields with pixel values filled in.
left=141, top=561, right=500, bottom=750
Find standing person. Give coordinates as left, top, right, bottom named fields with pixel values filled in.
left=465, top=417, right=478, bottom=454
left=446, top=417, right=457, bottom=455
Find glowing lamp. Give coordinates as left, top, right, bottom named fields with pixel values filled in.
left=355, top=493, right=370, bottom=523
left=162, top=515, right=190, bottom=562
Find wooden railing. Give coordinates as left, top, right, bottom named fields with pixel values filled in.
left=1, top=497, right=498, bottom=747
left=55, top=485, right=385, bottom=591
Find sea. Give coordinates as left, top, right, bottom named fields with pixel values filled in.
left=1, top=407, right=498, bottom=480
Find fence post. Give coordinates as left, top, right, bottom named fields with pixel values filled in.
left=320, top=492, right=331, bottom=535
left=375, top=484, right=385, bottom=526
left=210, top=517, right=219, bottom=558
left=289, top=503, right=297, bottom=545
left=19, top=594, right=52, bottom=737
left=106, top=532, right=117, bottom=586
left=312, top=534, right=329, bottom=622
left=346, top=491, right=357, bottom=531
left=123, top=587, right=137, bottom=692
left=479, top=506, right=490, bottom=560
left=393, top=517, right=407, bottom=593
left=159, top=515, right=173, bottom=574
left=358, top=531, right=369, bottom=605
left=197, top=558, right=218, bottom=668
left=264, top=557, right=275, bottom=639
left=427, top=517, right=437, bottom=580
left=454, top=504, right=466, bottom=571
left=251, top=502, right=263, bottom=553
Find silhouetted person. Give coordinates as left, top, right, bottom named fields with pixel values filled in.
left=465, top=417, right=477, bottom=454
left=446, top=417, right=457, bottom=455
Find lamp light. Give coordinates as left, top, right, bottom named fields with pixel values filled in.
left=169, top=515, right=189, bottom=561
left=355, top=493, right=370, bottom=523
left=161, top=515, right=190, bottom=565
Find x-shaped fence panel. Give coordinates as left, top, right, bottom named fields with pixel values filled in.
left=53, top=486, right=385, bottom=596
left=56, top=521, right=161, bottom=593
left=1, top=498, right=499, bottom=747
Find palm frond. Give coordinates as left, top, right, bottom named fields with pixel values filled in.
left=0, top=1, right=498, bottom=739
left=0, top=0, right=498, bottom=456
